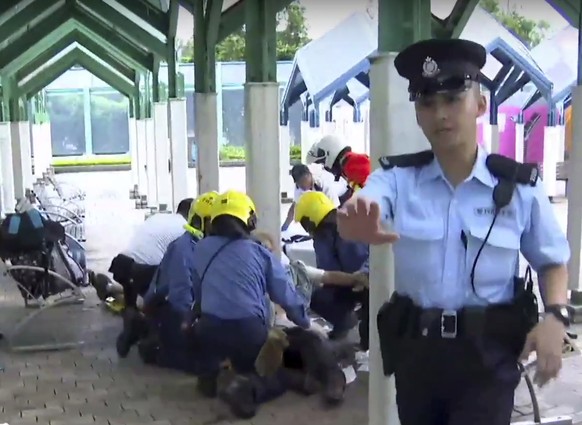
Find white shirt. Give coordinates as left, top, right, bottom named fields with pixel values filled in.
left=293, top=164, right=346, bottom=207
left=122, top=213, right=187, bottom=265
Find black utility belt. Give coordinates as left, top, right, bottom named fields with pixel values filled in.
left=409, top=304, right=521, bottom=339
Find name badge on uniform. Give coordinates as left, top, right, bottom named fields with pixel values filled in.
left=474, top=206, right=514, bottom=218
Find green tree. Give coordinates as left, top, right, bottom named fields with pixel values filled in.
left=180, top=1, right=310, bottom=62
left=480, top=0, right=550, bottom=47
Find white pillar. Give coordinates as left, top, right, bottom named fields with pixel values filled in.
left=368, top=52, right=421, bottom=425
left=567, top=86, right=582, bottom=292
left=144, top=117, right=158, bottom=207
left=153, top=102, right=172, bottom=209
left=0, top=122, right=13, bottom=214
left=300, top=120, right=311, bottom=163
left=128, top=116, right=138, bottom=190
left=169, top=98, right=189, bottom=210
left=279, top=124, right=292, bottom=199
left=194, top=92, right=220, bottom=194
left=514, top=122, right=525, bottom=162
left=245, top=82, right=281, bottom=246
left=135, top=119, right=148, bottom=198
left=487, top=123, right=500, bottom=153
left=542, top=126, right=558, bottom=198
left=10, top=121, right=33, bottom=201
left=32, top=122, right=52, bottom=179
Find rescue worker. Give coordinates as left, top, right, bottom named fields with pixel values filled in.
left=135, top=192, right=219, bottom=370
left=337, top=39, right=571, bottom=425
left=281, top=164, right=341, bottom=231
left=113, top=198, right=193, bottom=358
left=175, top=190, right=311, bottom=418
left=295, top=191, right=369, bottom=343
left=306, top=134, right=371, bottom=198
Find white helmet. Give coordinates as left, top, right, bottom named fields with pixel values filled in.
left=305, top=135, right=349, bottom=170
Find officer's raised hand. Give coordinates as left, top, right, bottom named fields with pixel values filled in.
left=520, top=314, right=566, bottom=387
left=337, top=197, right=398, bottom=245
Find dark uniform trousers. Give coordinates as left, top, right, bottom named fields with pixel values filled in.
left=109, top=254, right=158, bottom=308
left=394, top=337, right=520, bottom=425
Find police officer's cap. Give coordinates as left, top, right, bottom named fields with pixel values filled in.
left=394, top=38, right=486, bottom=101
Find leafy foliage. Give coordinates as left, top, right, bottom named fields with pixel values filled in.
left=480, top=0, right=550, bottom=47
left=180, top=2, right=310, bottom=62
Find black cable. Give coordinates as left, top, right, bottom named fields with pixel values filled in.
left=469, top=213, right=498, bottom=300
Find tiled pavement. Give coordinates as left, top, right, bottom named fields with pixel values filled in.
left=0, top=170, right=579, bottom=424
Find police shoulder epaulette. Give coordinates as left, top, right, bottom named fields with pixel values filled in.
left=378, top=150, right=434, bottom=170
left=485, top=154, right=538, bottom=186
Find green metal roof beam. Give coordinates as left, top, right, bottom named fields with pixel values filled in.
left=218, top=0, right=292, bottom=42
left=0, top=5, right=154, bottom=76
left=447, top=0, right=480, bottom=38
left=15, top=29, right=136, bottom=83
left=0, top=0, right=59, bottom=43
left=112, top=0, right=168, bottom=35
left=167, top=0, right=180, bottom=38
left=72, top=9, right=154, bottom=71
left=76, top=0, right=167, bottom=57
left=0, top=6, right=74, bottom=74
left=0, top=0, right=26, bottom=19
left=547, top=0, right=579, bottom=27
left=19, top=47, right=134, bottom=100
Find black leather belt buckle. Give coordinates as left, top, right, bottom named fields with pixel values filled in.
left=441, top=310, right=457, bottom=339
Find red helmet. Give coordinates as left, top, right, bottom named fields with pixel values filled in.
left=342, top=152, right=371, bottom=187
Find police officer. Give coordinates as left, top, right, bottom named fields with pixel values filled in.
left=136, top=191, right=218, bottom=370
left=180, top=190, right=310, bottom=417
left=337, top=38, right=571, bottom=425
left=295, top=191, right=369, bottom=344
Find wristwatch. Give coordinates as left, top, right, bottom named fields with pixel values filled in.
left=545, top=304, right=573, bottom=327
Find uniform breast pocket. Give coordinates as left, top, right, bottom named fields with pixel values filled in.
left=466, top=225, right=520, bottom=287
left=393, top=220, right=444, bottom=277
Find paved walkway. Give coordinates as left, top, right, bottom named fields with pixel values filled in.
left=0, top=169, right=579, bottom=424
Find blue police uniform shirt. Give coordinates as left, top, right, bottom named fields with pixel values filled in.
left=143, top=231, right=200, bottom=311
left=357, top=145, right=570, bottom=310
left=173, top=236, right=310, bottom=328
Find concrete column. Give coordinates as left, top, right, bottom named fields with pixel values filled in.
left=279, top=123, right=292, bottom=199
left=0, top=122, right=14, bottom=214
left=567, top=85, right=582, bottom=298
left=483, top=122, right=500, bottom=153
left=135, top=119, right=148, bottom=201
left=32, top=122, right=52, bottom=179
left=542, top=125, right=558, bottom=198
left=194, top=92, right=220, bottom=194
left=514, top=121, right=525, bottom=162
left=245, top=82, right=281, bottom=244
left=169, top=98, right=189, bottom=210
left=153, top=102, right=172, bottom=209
left=300, top=120, right=311, bottom=163
left=144, top=117, right=158, bottom=207
left=128, top=116, right=139, bottom=193
left=10, top=121, right=33, bottom=201
left=369, top=53, right=413, bottom=425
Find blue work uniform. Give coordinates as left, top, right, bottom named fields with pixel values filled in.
left=184, top=236, right=309, bottom=401
left=142, top=231, right=201, bottom=373
left=310, top=224, right=368, bottom=334
left=359, top=145, right=569, bottom=424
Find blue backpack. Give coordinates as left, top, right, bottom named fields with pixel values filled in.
left=0, top=209, right=64, bottom=258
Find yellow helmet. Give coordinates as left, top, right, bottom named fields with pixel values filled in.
left=211, top=190, right=257, bottom=229
left=294, top=191, right=335, bottom=230
left=185, top=191, right=218, bottom=235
